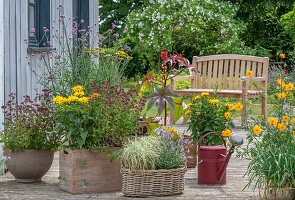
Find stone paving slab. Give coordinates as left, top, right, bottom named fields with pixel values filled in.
left=0, top=127, right=261, bottom=200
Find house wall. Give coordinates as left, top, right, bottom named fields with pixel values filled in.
left=0, top=0, right=98, bottom=153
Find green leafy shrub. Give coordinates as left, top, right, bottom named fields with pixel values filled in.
left=1, top=89, right=62, bottom=151
left=126, top=0, right=253, bottom=69
left=187, top=92, right=240, bottom=145
left=54, top=82, right=146, bottom=150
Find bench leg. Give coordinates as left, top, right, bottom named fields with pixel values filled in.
left=262, top=95, right=267, bottom=119
left=169, top=110, right=175, bottom=125
left=241, top=97, right=247, bottom=126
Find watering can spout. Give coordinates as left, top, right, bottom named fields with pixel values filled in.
left=217, top=134, right=243, bottom=181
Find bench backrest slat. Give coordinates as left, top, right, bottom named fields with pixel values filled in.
left=218, top=60, right=223, bottom=89
left=207, top=61, right=213, bottom=89
left=193, top=54, right=269, bottom=90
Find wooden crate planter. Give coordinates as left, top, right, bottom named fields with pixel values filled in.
left=184, top=135, right=196, bottom=168
left=121, top=164, right=187, bottom=197
left=59, top=148, right=121, bottom=194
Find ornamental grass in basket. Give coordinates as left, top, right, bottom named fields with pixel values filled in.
left=120, top=127, right=192, bottom=197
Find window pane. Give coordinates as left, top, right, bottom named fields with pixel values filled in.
left=29, top=5, right=35, bottom=36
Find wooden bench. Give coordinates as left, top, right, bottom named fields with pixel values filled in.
left=170, top=54, right=269, bottom=125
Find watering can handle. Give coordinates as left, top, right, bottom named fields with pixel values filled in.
left=198, top=132, right=226, bottom=148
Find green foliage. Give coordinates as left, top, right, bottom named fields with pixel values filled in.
left=0, top=90, right=62, bottom=151
left=225, top=0, right=295, bottom=64
left=54, top=82, right=146, bottom=150
left=188, top=93, right=237, bottom=145
left=281, top=3, right=295, bottom=42
left=126, top=0, right=252, bottom=69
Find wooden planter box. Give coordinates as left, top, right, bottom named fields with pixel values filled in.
left=184, top=135, right=196, bottom=168
left=59, top=148, right=121, bottom=194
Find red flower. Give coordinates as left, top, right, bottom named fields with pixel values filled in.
left=161, top=51, right=168, bottom=60
left=284, top=69, right=288, bottom=74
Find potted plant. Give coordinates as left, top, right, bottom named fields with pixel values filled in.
left=121, top=127, right=190, bottom=197
left=241, top=76, right=295, bottom=199
left=187, top=93, right=242, bottom=145
left=0, top=89, right=62, bottom=183
left=55, top=81, right=146, bottom=194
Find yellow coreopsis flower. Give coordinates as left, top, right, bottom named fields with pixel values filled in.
left=293, top=131, right=295, bottom=136
left=278, top=92, right=286, bottom=99
left=185, top=110, right=190, bottom=116
left=67, top=95, right=78, bottom=103
left=74, top=91, right=85, bottom=97
left=277, top=79, right=285, bottom=85
left=224, top=112, right=231, bottom=119
left=253, top=126, right=261, bottom=135
left=280, top=53, right=286, bottom=59
left=283, top=115, right=290, bottom=123
left=91, top=93, right=101, bottom=98
left=53, top=96, right=66, bottom=105
left=247, top=70, right=253, bottom=77
left=284, top=83, right=294, bottom=91
left=72, top=85, right=84, bottom=92
left=187, top=103, right=194, bottom=107
left=227, top=104, right=235, bottom=111
left=235, top=103, right=243, bottom=111
left=78, top=97, right=89, bottom=103
left=201, top=92, right=209, bottom=96
left=209, top=99, right=219, bottom=104
left=193, top=95, right=201, bottom=100
left=222, top=129, right=232, bottom=137
left=268, top=117, right=277, bottom=126
left=277, top=122, right=286, bottom=132
left=291, top=118, right=295, bottom=123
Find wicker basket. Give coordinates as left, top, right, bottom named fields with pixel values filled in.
left=121, top=163, right=187, bottom=197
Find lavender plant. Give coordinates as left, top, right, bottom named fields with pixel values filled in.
left=0, top=89, right=62, bottom=151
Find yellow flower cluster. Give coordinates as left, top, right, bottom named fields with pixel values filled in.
left=193, top=95, right=201, bottom=100
left=201, top=92, right=209, bottom=96
left=222, top=129, right=232, bottom=137
left=86, top=48, right=133, bottom=60
left=278, top=92, right=286, bottom=99
left=52, top=85, right=92, bottom=105
left=277, top=122, right=287, bottom=132
left=209, top=99, right=220, bottom=104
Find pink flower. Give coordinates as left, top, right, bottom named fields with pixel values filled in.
left=173, top=68, right=177, bottom=72
left=30, top=28, right=35, bottom=33
left=284, top=69, right=288, bottom=74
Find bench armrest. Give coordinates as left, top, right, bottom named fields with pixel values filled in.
left=241, top=76, right=267, bottom=82
left=170, top=75, right=195, bottom=80
left=170, top=75, right=195, bottom=91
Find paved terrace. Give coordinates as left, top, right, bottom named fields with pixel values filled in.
left=0, top=125, right=260, bottom=200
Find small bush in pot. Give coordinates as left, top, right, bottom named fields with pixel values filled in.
left=187, top=93, right=241, bottom=145
left=0, top=89, right=61, bottom=182
left=121, top=127, right=190, bottom=197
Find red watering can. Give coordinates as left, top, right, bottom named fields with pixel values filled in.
left=198, top=132, right=243, bottom=185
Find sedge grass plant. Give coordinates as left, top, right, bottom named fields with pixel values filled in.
left=121, top=136, right=160, bottom=170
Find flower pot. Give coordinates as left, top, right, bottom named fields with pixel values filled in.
left=121, top=163, right=187, bottom=197
left=3, top=148, right=54, bottom=183
left=267, top=186, right=294, bottom=200
left=184, top=135, right=196, bottom=168
left=59, top=148, right=122, bottom=194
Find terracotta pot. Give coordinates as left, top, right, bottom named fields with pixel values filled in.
left=184, top=135, right=196, bottom=168
left=3, top=148, right=54, bottom=183
left=59, top=147, right=122, bottom=194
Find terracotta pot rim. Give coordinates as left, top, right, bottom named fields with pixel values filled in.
left=3, top=147, right=54, bottom=152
